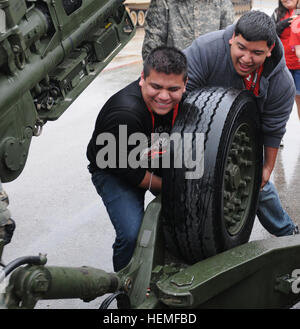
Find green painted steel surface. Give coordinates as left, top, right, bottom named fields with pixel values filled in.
left=155, top=236, right=300, bottom=308
left=3, top=265, right=121, bottom=308
left=0, top=0, right=135, bottom=183
left=118, top=196, right=165, bottom=309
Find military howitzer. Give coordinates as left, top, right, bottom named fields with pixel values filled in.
left=1, top=0, right=300, bottom=310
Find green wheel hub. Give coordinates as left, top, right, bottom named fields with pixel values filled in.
left=223, top=124, right=255, bottom=235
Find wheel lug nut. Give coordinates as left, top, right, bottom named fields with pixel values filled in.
left=239, top=180, right=247, bottom=188
left=233, top=198, right=241, bottom=205
left=226, top=203, right=235, bottom=211
left=224, top=191, right=230, bottom=199
left=225, top=215, right=235, bottom=226
left=245, top=176, right=251, bottom=182
left=233, top=215, right=241, bottom=222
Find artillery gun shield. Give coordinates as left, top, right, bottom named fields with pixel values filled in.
left=161, top=87, right=262, bottom=264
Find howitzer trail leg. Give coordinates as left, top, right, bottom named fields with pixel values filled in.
left=117, top=195, right=166, bottom=309
left=155, top=235, right=300, bottom=308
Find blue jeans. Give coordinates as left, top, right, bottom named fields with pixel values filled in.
left=257, top=181, right=296, bottom=236
left=91, top=170, right=145, bottom=272
left=289, top=69, right=300, bottom=95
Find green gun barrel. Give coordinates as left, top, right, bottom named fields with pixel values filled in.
left=3, top=264, right=121, bottom=308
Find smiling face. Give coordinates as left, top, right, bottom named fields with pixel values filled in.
left=139, top=69, right=187, bottom=115
left=229, top=33, right=274, bottom=77
left=281, top=0, right=298, bottom=10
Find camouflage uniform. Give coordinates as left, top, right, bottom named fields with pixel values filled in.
left=142, top=0, right=235, bottom=60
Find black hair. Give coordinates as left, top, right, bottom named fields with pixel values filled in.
left=277, top=1, right=289, bottom=20
left=143, top=46, right=188, bottom=82
left=235, top=10, right=277, bottom=47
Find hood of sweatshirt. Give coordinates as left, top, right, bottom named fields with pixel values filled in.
left=223, top=24, right=286, bottom=81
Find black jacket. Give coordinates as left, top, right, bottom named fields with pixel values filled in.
left=87, top=79, right=177, bottom=186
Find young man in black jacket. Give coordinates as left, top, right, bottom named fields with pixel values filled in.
left=87, top=46, right=188, bottom=271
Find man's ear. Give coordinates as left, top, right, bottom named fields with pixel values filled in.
left=183, top=77, right=188, bottom=93
left=229, top=32, right=235, bottom=45
left=267, top=43, right=275, bottom=57
left=139, top=71, right=145, bottom=87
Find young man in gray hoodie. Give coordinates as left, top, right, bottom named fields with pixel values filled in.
left=184, top=10, right=299, bottom=236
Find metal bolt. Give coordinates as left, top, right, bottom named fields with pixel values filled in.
left=32, top=273, right=49, bottom=293
left=124, top=278, right=132, bottom=292
left=233, top=197, right=241, bottom=205
left=12, top=45, right=20, bottom=53
left=239, top=180, right=247, bottom=188
left=224, top=215, right=235, bottom=226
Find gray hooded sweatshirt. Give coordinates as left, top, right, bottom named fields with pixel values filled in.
left=184, top=24, right=295, bottom=148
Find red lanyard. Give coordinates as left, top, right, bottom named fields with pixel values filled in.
left=147, top=104, right=179, bottom=132
left=243, top=65, right=263, bottom=96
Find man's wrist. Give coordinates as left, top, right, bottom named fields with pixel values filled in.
left=148, top=172, right=154, bottom=191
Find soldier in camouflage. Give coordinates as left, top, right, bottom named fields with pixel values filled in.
left=142, top=0, right=235, bottom=60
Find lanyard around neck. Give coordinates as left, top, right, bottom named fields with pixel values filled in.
left=243, top=64, right=263, bottom=95
left=147, top=103, right=179, bottom=132
left=250, top=70, right=258, bottom=92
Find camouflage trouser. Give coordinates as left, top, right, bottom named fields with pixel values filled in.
left=142, top=0, right=235, bottom=60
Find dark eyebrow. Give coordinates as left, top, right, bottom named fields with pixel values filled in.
left=150, top=83, right=181, bottom=91
left=253, top=50, right=265, bottom=54
left=150, top=82, right=162, bottom=89
left=168, top=86, right=181, bottom=91
left=237, top=42, right=264, bottom=54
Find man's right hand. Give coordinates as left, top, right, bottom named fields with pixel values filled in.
left=276, top=17, right=293, bottom=36
left=261, top=165, right=272, bottom=190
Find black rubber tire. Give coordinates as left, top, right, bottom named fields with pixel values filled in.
left=161, top=87, right=263, bottom=264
